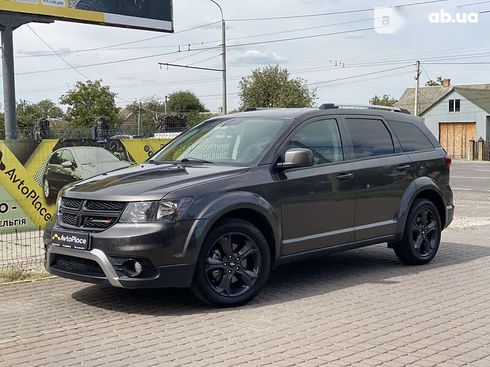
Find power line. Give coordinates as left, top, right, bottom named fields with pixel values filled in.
left=15, top=20, right=221, bottom=59
left=27, top=25, right=90, bottom=81
left=226, top=0, right=448, bottom=21
left=309, top=64, right=415, bottom=85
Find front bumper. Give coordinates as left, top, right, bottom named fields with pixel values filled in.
left=44, top=220, right=201, bottom=288
left=46, top=246, right=195, bottom=288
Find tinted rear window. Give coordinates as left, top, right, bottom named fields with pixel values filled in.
left=345, top=118, right=394, bottom=159
left=388, top=120, right=434, bottom=152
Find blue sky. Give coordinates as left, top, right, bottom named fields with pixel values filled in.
left=3, top=0, right=490, bottom=112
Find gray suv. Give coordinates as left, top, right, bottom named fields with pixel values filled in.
left=44, top=105, right=454, bottom=307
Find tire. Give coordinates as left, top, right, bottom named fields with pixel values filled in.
left=191, top=219, right=271, bottom=307
left=394, top=199, right=442, bottom=265
left=43, top=177, right=54, bottom=201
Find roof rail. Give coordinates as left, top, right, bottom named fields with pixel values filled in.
left=243, top=107, right=276, bottom=112
left=319, top=103, right=411, bottom=114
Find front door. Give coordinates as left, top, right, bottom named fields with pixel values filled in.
left=278, top=117, right=356, bottom=255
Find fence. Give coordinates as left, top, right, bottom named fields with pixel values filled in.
left=467, top=139, right=490, bottom=161
left=0, top=227, right=45, bottom=272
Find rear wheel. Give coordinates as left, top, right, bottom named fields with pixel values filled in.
left=191, top=219, right=271, bottom=307
left=394, top=199, right=441, bottom=265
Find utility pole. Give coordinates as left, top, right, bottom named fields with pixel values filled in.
left=210, top=0, right=227, bottom=114
left=414, top=60, right=421, bottom=116
left=137, top=101, right=142, bottom=135
left=1, top=22, right=17, bottom=139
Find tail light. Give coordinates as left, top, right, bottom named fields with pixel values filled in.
left=445, top=153, right=452, bottom=169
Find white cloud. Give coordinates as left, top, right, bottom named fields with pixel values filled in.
left=232, top=49, right=286, bottom=65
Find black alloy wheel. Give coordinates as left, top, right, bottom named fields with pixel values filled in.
left=191, top=219, right=271, bottom=307
left=205, top=233, right=261, bottom=297
left=394, top=199, right=442, bottom=265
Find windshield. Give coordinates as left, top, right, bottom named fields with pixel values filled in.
left=151, top=117, right=288, bottom=165
left=78, top=148, right=121, bottom=164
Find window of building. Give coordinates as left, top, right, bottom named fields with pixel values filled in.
left=455, top=99, right=460, bottom=112
left=449, top=99, right=460, bottom=112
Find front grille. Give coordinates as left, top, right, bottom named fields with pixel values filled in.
left=51, top=254, right=105, bottom=277
left=85, top=201, right=126, bottom=212
left=62, top=198, right=82, bottom=209
left=59, top=197, right=126, bottom=231
left=61, top=213, right=78, bottom=226
left=82, top=216, right=116, bottom=229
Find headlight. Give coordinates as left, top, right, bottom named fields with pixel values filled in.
left=56, top=195, right=62, bottom=216
left=119, top=197, right=193, bottom=223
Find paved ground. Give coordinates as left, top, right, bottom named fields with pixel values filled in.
left=1, top=162, right=489, bottom=367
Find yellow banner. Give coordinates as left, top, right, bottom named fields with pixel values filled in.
left=0, top=141, right=53, bottom=227
left=0, top=1, right=103, bottom=23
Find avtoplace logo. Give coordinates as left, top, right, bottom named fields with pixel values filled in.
left=0, top=148, right=52, bottom=222
left=53, top=234, right=87, bottom=245
left=429, top=9, right=479, bottom=24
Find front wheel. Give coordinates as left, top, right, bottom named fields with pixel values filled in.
left=394, top=199, right=442, bottom=265
left=191, top=219, right=271, bottom=307
left=43, top=177, right=54, bottom=200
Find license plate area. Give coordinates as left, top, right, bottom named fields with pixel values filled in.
left=51, top=230, right=90, bottom=251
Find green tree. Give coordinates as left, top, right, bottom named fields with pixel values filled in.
left=425, top=77, right=444, bottom=86
left=166, top=91, right=207, bottom=113
left=126, top=97, right=167, bottom=132
left=369, top=94, right=398, bottom=107
left=16, top=99, right=64, bottom=129
left=238, top=65, right=317, bottom=109
left=60, top=80, right=120, bottom=127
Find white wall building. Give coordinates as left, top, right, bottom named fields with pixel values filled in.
left=396, top=80, right=490, bottom=159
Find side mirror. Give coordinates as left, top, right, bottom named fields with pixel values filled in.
left=276, top=148, right=314, bottom=170
left=62, top=161, right=73, bottom=169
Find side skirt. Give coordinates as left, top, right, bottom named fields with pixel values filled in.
left=276, top=235, right=396, bottom=265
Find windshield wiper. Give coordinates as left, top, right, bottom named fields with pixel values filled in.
left=180, top=157, right=214, bottom=164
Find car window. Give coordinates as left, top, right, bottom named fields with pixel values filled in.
left=61, top=150, right=76, bottom=164
left=49, top=151, right=63, bottom=165
left=388, top=120, right=434, bottom=152
left=153, top=118, right=288, bottom=165
left=345, top=118, right=394, bottom=159
left=287, top=119, right=343, bottom=165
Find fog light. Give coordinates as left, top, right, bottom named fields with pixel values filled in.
left=122, top=259, right=143, bottom=277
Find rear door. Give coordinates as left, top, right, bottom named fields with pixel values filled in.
left=278, top=116, right=356, bottom=255
left=342, top=116, right=413, bottom=241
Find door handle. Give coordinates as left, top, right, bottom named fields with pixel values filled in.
left=396, top=164, right=411, bottom=172
left=337, top=172, right=354, bottom=181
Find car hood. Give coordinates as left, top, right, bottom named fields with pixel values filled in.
left=63, top=163, right=248, bottom=201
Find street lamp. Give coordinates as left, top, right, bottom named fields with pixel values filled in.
left=209, top=0, right=227, bottom=114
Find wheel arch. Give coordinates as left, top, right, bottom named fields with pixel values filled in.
left=395, top=177, right=446, bottom=236
left=186, top=192, right=281, bottom=264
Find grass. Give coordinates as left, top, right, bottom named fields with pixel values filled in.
left=0, top=268, right=51, bottom=283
